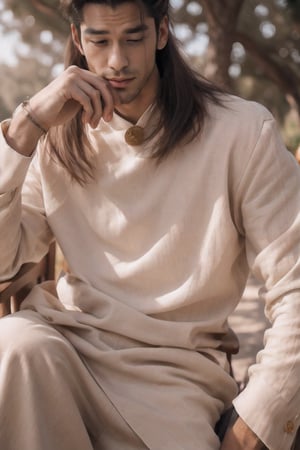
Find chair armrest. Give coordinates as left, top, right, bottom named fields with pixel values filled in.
left=0, top=260, right=47, bottom=300
left=0, top=243, right=56, bottom=317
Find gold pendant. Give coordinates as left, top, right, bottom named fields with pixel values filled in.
left=124, top=126, right=144, bottom=146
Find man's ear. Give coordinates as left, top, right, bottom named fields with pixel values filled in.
left=71, top=24, right=84, bottom=55
left=157, top=15, right=169, bottom=50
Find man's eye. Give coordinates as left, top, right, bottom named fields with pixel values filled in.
left=127, top=37, right=144, bottom=43
left=126, top=34, right=144, bottom=44
left=91, top=40, right=107, bottom=45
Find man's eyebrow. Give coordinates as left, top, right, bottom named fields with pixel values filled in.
left=84, top=24, right=148, bottom=36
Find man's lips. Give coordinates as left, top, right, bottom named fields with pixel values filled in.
left=107, top=78, right=134, bottom=89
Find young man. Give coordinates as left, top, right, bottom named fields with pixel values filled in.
left=0, top=1, right=300, bottom=449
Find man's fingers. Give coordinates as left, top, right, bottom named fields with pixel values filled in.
left=79, top=68, right=122, bottom=122
left=30, top=67, right=118, bottom=129
left=70, top=79, right=114, bottom=127
left=74, top=68, right=116, bottom=123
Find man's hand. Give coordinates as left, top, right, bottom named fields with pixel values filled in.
left=6, top=66, right=119, bottom=156
left=30, top=65, right=119, bottom=130
left=221, top=417, right=266, bottom=450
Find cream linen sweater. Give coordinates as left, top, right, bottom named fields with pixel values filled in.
left=1, top=95, right=300, bottom=449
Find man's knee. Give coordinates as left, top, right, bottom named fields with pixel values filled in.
left=0, top=311, right=63, bottom=362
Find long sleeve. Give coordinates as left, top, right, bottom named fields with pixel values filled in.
left=0, top=121, right=53, bottom=280
left=232, top=116, right=300, bottom=450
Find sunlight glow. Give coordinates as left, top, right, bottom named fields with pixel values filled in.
left=260, top=21, right=276, bottom=39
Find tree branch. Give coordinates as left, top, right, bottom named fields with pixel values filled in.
left=29, top=0, right=59, bottom=17
left=234, top=30, right=300, bottom=112
left=200, top=0, right=224, bottom=29
left=201, top=0, right=244, bottom=29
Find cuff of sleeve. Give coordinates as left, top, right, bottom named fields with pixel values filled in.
left=233, top=375, right=300, bottom=450
left=0, top=120, right=33, bottom=193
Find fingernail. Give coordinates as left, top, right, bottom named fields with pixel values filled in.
left=104, top=113, right=112, bottom=122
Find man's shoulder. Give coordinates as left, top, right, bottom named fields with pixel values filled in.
left=209, top=94, right=273, bottom=121
left=205, top=94, right=274, bottom=141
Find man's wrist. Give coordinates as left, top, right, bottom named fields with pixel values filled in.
left=231, top=417, right=267, bottom=449
left=5, top=102, right=45, bottom=156
left=20, top=100, right=48, bottom=135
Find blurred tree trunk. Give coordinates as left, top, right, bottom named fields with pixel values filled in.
left=200, top=0, right=244, bottom=90
left=200, top=0, right=300, bottom=114
left=234, top=31, right=300, bottom=114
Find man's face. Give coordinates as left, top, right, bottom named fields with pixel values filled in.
left=72, top=1, right=168, bottom=121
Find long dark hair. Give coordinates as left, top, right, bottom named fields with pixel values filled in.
left=47, top=0, right=224, bottom=185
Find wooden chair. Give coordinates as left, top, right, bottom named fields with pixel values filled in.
left=0, top=242, right=56, bottom=317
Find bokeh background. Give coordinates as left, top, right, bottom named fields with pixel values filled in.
left=0, top=0, right=300, bottom=156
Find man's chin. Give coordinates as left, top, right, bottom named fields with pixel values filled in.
left=113, top=93, right=135, bottom=106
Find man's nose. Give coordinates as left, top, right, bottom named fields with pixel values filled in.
left=108, top=44, right=128, bottom=71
